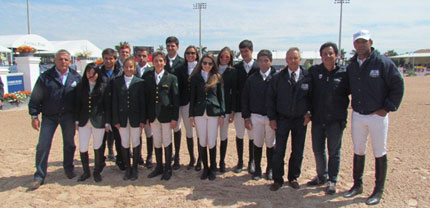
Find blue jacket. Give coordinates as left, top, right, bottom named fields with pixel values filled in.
left=29, top=66, right=81, bottom=116
left=347, top=48, right=404, bottom=114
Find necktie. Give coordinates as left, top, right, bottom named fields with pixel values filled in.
left=291, top=72, right=296, bottom=85
left=262, top=74, right=267, bottom=81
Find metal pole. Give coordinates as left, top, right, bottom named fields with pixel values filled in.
left=199, top=8, right=202, bottom=57
left=338, top=1, right=342, bottom=58
left=27, top=0, right=31, bottom=34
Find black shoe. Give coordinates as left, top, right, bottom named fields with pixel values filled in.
left=116, top=159, right=126, bottom=171
left=201, top=168, right=209, bottom=180
left=248, top=140, right=255, bottom=174
left=219, top=139, right=228, bottom=173
left=289, top=180, right=300, bottom=189
left=148, top=148, right=163, bottom=178
left=270, top=182, right=282, bottom=191
left=307, top=176, right=327, bottom=186
left=77, top=152, right=91, bottom=182
left=28, top=179, right=43, bottom=191
left=234, top=137, right=243, bottom=173
left=186, top=137, right=195, bottom=170
left=172, top=131, right=181, bottom=170
left=326, top=181, right=336, bottom=195
left=366, top=155, right=387, bottom=205
left=65, top=169, right=76, bottom=179
left=208, top=169, right=216, bottom=181
left=344, top=184, right=363, bottom=198
left=161, top=144, right=173, bottom=180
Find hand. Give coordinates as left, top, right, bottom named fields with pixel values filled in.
left=190, top=118, right=195, bottom=127
left=374, top=109, right=387, bottom=117
left=219, top=117, right=224, bottom=127
left=31, top=118, right=41, bottom=131
left=303, top=113, right=311, bottom=126
left=170, top=120, right=177, bottom=129
left=114, top=124, right=120, bottom=130
left=244, top=118, right=253, bottom=130
left=228, top=112, right=235, bottom=123
left=269, top=120, right=277, bottom=130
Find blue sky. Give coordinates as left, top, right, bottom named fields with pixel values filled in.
left=0, top=0, right=429, bottom=56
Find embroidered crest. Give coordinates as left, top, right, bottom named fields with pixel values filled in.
left=301, top=83, right=309, bottom=90
left=162, top=84, right=169, bottom=88
left=318, top=74, right=323, bottom=79
left=333, top=78, right=341, bottom=83
left=369, top=69, right=380, bottom=78
left=71, top=81, right=77, bottom=87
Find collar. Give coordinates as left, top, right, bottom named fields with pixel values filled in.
left=288, top=67, right=300, bottom=77
left=55, top=67, right=69, bottom=77
left=260, top=69, right=271, bottom=78
left=168, top=54, right=177, bottom=62
left=155, top=69, right=165, bottom=77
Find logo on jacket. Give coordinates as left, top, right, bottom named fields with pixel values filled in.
left=369, top=69, right=380, bottom=78
left=301, top=83, right=309, bottom=90
left=318, top=74, right=323, bottom=79
left=71, top=81, right=77, bottom=87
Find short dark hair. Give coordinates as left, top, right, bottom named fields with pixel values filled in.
left=166, top=36, right=179, bottom=46
left=319, top=42, right=339, bottom=56
left=152, top=51, right=166, bottom=62
left=134, top=47, right=148, bottom=55
left=257, top=49, right=272, bottom=62
left=102, top=48, right=118, bottom=59
left=239, top=40, right=253, bottom=51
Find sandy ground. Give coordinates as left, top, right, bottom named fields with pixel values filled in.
left=0, top=76, right=429, bottom=208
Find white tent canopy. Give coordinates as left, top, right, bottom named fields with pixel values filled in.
left=0, top=34, right=54, bottom=51
left=39, top=40, right=102, bottom=58
left=0, top=45, right=11, bottom=52
left=390, top=53, right=430, bottom=59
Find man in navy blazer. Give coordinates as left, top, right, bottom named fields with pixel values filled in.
left=28, top=49, right=82, bottom=190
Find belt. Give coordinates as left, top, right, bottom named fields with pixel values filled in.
left=358, top=110, right=375, bottom=115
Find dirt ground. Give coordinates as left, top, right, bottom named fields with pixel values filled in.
left=0, top=76, right=429, bottom=208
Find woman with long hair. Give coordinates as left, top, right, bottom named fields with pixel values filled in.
left=216, top=47, right=238, bottom=173
left=75, top=63, right=110, bottom=182
left=177, top=45, right=200, bottom=170
left=189, top=53, right=225, bottom=180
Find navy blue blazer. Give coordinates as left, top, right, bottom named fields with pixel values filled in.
left=29, top=66, right=81, bottom=117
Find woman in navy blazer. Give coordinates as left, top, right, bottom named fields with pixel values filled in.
left=75, top=63, right=110, bottom=182
left=189, top=53, right=225, bottom=181
left=112, top=57, right=146, bottom=181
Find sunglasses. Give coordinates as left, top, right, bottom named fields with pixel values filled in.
left=221, top=55, right=230, bottom=59
left=202, top=61, right=213, bottom=66
left=185, top=51, right=196, bottom=55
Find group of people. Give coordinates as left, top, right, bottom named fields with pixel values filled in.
left=27, top=30, right=404, bottom=206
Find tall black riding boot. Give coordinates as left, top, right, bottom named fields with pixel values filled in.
left=114, top=129, right=125, bottom=170
left=173, top=131, right=181, bottom=170
left=219, top=139, right=228, bottom=173
left=147, top=148, right=163, bottom=178
left=138, top=137, right=144, bottom=166
left=186, top=137, right=196, bottom=170
left=195, top=138, right=202, bottom=171
left=248, top=140, right=255, bottom=174
left=252, top=146, right=262, bottom=180
left=161, top=144, right=173, bottom=180
left=105, top=132, right=115, bottom=161
left=130, top=145, right=141, bottom=181
left=233, top=137, right=244, bottom=173
left=265, top=147, right=274, bottom=180
left=344, top=154, right=365, bottom=198
left=366, top=155, right=387, bottom=205
left=146, top=136, right=154, bottom=169
left=209, top=146, right=217, bottom=180
left=93, top=148, right=105, bottom=182
left=200, top=144, right=209, bottom=180
left=77, top=152, right=90, bottom=182
left=122, top=147, right=131, bottom=181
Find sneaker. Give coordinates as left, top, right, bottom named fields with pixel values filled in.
left=326, top=181, right=336, bottom=195
left=307, top=176, right=327, bottom=186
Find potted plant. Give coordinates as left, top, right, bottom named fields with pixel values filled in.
left=16, top=46, right=36, bottom=56
left=3, top=90, right=31, bottom=108
left=75, top=51, right=92, bottom=60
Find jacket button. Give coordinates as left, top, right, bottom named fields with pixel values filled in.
left=156, top=96, right=158, bottom=99
left=156, top=101, right=158, bottom=104
left=358, top=89, right=361, bottom=92
left=358, top=77, right=361, bottom=81
left=156, top=91, right=158, bottom=94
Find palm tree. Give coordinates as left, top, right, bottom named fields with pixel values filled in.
left=156, top=45, right=165, bottom=53
left=115, top=41, right=129, bottom=52
left=197, top=46, right=207, bottom=55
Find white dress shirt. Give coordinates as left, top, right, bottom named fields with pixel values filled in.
left=155, top=70, right=165, bottom=85
left=124, top=75, right=133, bottom=89
left=243, top=59, right=255, bottom=74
